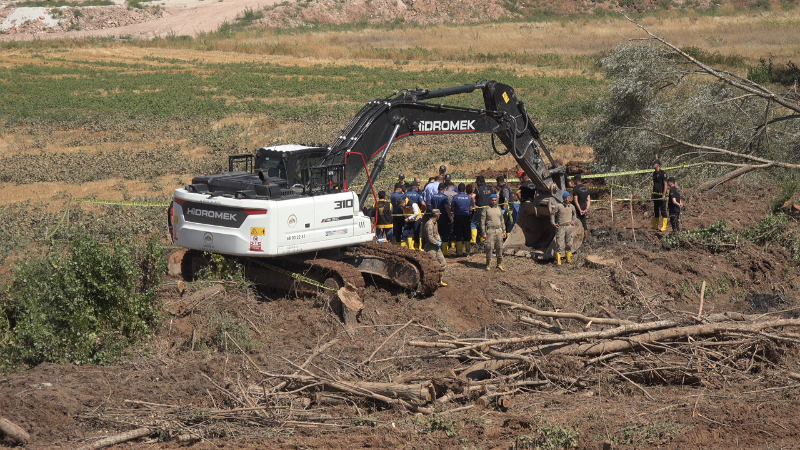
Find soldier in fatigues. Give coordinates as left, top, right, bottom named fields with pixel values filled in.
left=423, top=209, right=447, bottom=286
left=481, top=194, right=507, bottom=271
left=551, top=191, right=577, bottom=265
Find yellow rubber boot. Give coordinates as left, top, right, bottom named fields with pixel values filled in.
left=455, top=241, right=463, bottom=256
left=485, top=259, right=492, bottom=271
left=556, top=253, right=562, bottom=266
left=497, top=262, right=505, bottom=271
left=566, top=252, right=572, bottom=264
left=465, top=241, right=471, bottom=255
left=417, top=238, right=424, bottom=251
left=441, top=244, right=451, bottom=257
left=651, top=217, right=659, bottom=229
left=660, top=218, right=668, bottom=231
left=406, top=238, right=416, bottom=250
left=400, top=240, right=408, bottom=248
left=470, top=229, right=478, bottom=244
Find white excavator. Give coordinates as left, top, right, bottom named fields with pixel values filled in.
left=168, top=80, right=581, bottom=296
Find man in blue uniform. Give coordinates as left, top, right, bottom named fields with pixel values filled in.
left=667, top=177, right=683, bottom=231
left=451, top=183, right=474, bottom=256
left=572, top=175, right=591, bottom=243
left=430, top=183, right=452, bottom=256
left=404, top=180, right=426, bottom=250
left=496, top=176, right=514, bottom=233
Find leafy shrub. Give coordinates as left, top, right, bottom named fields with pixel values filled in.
left=420, top=413, right=457, bottom=437
left=661, top=220, right=737, bottom=252
left=515, top=423, right=581, bottom=449
left=0, top=231, right=165, bottom=370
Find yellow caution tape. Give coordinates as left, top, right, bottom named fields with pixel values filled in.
left=73, top=198, right=170, bottom=207
left=246, top=258, right=337, bottom=291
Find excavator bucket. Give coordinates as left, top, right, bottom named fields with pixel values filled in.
left=504, top=198, right=583, bottom=260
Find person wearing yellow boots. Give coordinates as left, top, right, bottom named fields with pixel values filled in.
left=551, top=191, right=577, bottom=266
left=423, top=209, right=448, bottom=286
left=451, top=183, right=474, bottom=256
left=481, top=194, right=507, bottom=271
left=472, top=176, right=495, bottom=246
left=401, top=195, right=422, bottom=249
left=651, top=159, right=669, bottom=231
left=405, top=180, right=427, bottom=250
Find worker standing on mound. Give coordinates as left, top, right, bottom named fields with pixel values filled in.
left=551, top=191, right=577, bottom=265
left=451, top=183, right=474, bottom=256
left=651, top=159, right=669, bottom=231
left=481, top=193, right=507, bottom=271
left=423, top=209, right=448, bottom=286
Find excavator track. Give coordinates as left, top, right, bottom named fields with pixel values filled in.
left=348, top=242, right=443, bottom=296
left=177, top=249, right=365, bottom=295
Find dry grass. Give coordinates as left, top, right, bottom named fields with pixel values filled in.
left=199, top=11, right=800, bottom=64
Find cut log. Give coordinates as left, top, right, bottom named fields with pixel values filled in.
left=313, top=392, right=347, bottom=406
left=326, top=380, right=433, bottom=403
left=337, top=286, right=363, bottom=332
left=76, top=427, right=152, bottom=450
left=0, top=417, right=29, bottom=445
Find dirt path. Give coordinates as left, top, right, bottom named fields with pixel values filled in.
left=0, top=0, right=280, bottom=41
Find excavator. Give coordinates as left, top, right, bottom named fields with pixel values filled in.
left=168, top=80, right=582, bottom=297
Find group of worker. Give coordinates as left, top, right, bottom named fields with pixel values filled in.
left=365, top=160, right=684, bottom=279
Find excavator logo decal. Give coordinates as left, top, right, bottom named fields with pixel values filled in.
left=417, top=120, right=475, bottom=132
left=182, top=201, right=248, bottom=228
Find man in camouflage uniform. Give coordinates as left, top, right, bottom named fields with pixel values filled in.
left=551, top=191, right=577, bottom=265
left=423, top=209, right=447, bottom=286
left=481, top=194, right=507, bottom=271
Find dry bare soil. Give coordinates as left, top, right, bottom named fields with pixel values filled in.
left=2, top=1, right=800, bottom=450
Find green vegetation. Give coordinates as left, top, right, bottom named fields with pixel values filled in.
left=613, top=421, right=686, bottom=446
left=663, top=213, right=800, bottom=260
left=515, top=422, right=581, bottom=449
left=0, top=231, right=164, bottom=370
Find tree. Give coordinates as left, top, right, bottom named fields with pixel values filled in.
left=587, top=17, right=800, bottom=185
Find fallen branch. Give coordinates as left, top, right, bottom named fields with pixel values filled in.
left=76, top=427, right=152, bottom=450
left=0, top=417, right=30, bottom=445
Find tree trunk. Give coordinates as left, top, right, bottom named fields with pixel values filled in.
left=698, top=165, right=755, bottom=192
left=0, top=417, right=29, bottom=445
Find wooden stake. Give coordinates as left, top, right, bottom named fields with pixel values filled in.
left=630, top=200, right=636, bottom=243
left=698, top=280, right=706, bottom=316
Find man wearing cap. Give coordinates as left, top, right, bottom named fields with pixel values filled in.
left=651, top=159, right=668, bottom=231
left=423, top=209, right=448, bottom=286
left=496, top=176, right=514, bottom=232
left=451, top=183, right=474, bottom=256
left=572, top=175, right=591, bottom=243
left=398, top=173, right=410, bottom=192
left=481, top=193, right=507, bottom=271
left=551, top=191, right=577, bottom=265
left=390, top=183, right=407, bottom=245
left=472, top=175, right=495, bottom=245
left=515, top=170, right=536, bottom=203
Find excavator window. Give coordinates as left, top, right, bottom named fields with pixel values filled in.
left=257, top=155, right=287, bottom=180
left=294, top=152, right=326, bottom=185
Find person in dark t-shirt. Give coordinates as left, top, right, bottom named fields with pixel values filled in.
left=571, top=175, right=591, bottom=242
left=667, top=177, right=683, bottom=232
left=651, top=159, right=668, bottom=231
